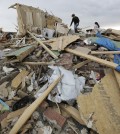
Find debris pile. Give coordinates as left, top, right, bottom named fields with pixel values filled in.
left=0, top=3, right=120, bottom=134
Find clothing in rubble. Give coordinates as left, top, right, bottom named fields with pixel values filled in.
left=70, top=14, right=80, bottom=33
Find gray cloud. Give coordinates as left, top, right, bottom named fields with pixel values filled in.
left=0, top=0, right=120, bottom=31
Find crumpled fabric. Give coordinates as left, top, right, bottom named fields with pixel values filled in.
left=48, top=66, right=86, bottom=103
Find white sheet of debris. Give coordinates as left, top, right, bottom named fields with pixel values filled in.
left=47, top=66, right=85, bottom=103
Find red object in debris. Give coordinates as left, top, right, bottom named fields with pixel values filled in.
left=43, top=107, right=66, bottom=128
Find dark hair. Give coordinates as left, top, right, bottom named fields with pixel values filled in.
left=72, top=14, right=75, bottom=17
left=95, top=22, right=100, bottom=28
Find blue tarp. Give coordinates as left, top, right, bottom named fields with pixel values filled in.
left=96, top=32, right=120, bottom=51
left=91, top=32, right=120, bottom=72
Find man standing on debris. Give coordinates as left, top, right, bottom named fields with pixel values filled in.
left=70, top=14, right=80, bottom=33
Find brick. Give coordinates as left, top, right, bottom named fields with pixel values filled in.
left=43, top=107, right=66, bottom=129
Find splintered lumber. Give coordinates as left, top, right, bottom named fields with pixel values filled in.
left=27, top=31, right=58, bottom=59
left=91, top=51, right=120, bottom=55
left=73, top=60, right=90, bottom=69
left=9, top=76, right=62, bottom=134
left=60, top=104, right=85, bottom=125
left=65, top=48, right=118, bottom=69
left=77, top=71, right=120, bottom=134
left=11, top=70, right=29, bottom=89
left=23, top=61, right=55, bottom=66
left=5, top=46, right=35, bottom=61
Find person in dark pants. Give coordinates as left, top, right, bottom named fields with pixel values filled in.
left=70, top=14, right=80, bottom=33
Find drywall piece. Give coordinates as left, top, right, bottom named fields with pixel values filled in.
left=77, top=71, right=120, bottom=134
left=48, top=35, right=80, bottom=51
left=60, top=104, right=85, bottom=125
left=66, top=48, right=118, bottom=69
left=73, top=60, right=90, bottom=69
left=27, top=31, right=58, bottom=59
left=91, top=51, right=120, bottom=55
left=11, top=70, right=29, bottom=89
left=5, top=45, right=35, bottom=61
left=9, top=76, right=62, bottom=134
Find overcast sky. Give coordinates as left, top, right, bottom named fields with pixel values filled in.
left=0, top=0, right=120, bottom=31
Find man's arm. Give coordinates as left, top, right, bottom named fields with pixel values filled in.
left=70, top=18, right=74, bottom=26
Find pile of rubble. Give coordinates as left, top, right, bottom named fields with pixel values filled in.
left=0, top=3, right=120, bottom=134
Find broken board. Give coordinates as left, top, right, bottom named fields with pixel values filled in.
left=5, top=45, right=35, bottom=61
left=11, top=70, right=29, bottom=89
left=48, top=35, right=80, bottom=51
left=77, top=71, right=120, bottom=134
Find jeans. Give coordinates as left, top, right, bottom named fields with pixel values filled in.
left=74, top=23, right=79, bottom=33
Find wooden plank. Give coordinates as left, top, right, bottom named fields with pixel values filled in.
left=9, top=75, right=62, bottom=134
left=27, top=31, right=58, bottom=59
left=11, top=70, right=29, bottom=89
left=91, top=51, right=120, bottom=55
left=77, top=71, right=120, bottom=134
left=65, top=48, right=118, bottom=69
left=60, top=104, right=85, bottom=125
left=6, top=46, right=35, bottom=62
left=23, top=61, right=55, bottom=66
left=18, top=46, right=35, bottom=61
left=73, top=60, right=90, bottom=69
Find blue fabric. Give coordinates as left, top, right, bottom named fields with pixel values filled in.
left=95, top=33, right=120, bottom=72
left=96, top=33, right=120, bottom=51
